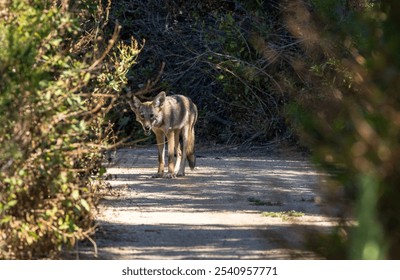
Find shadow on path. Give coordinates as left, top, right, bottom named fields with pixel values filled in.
left=75, top=147, right=333, bottom=259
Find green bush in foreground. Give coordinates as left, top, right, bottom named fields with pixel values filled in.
left=0, top=0, right=139, bottom=259
left=287, top=0, right=400, bottom=259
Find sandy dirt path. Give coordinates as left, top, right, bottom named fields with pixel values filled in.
left=77, top=146, right=335, bottom=259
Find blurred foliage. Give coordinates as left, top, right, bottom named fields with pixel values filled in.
left=283, top=0, right=400, bottom=259
left=0, top=0, right=139, bottom=259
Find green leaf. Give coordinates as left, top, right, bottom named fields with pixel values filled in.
left=83, top=72, right=91, bottom=83
left=0, top=216, right=12, bottom=224
left=99, top=166, right=107, bottom=176
left=7, top=200, right=18, bottom=207
left=80, top=199, right=90, bottom=212
left=71, top=189, right=79, bottom=200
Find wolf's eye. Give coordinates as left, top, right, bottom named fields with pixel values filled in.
left=140, top=113, right=145, bottom=119
left=149, top=114, right=154, bottom=119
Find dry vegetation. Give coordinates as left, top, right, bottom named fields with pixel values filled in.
left=0, top=0, right=139, bottom=259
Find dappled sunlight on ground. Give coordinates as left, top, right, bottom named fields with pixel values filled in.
left=77, top=146, right=338, bottom=259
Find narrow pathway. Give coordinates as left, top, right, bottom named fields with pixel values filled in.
left=79, top=146, right=334, bottom=259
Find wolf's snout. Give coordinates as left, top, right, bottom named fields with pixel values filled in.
left=143, top=125, right=151, bottom=135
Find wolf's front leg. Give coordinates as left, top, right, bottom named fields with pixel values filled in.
left=165, top=130, right=176, bottom=178
left=153, top=132, right=165, bottom=178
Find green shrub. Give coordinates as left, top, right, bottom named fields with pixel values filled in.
left=0, top=0, right=139, bottom=259
left=284, top=0, right=400, bottom=259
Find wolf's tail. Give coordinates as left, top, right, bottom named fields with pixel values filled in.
left=186, top=103, right=198, bottom=170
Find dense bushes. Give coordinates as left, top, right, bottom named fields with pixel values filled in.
left=106, top=0, right=292, bottom=144
left=0, top=0, right=139, bottom=259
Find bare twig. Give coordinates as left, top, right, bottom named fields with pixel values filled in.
left=88, top=22, right=120, bottom=71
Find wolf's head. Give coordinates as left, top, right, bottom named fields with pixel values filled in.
left=128, top=91, right=166, bottom=136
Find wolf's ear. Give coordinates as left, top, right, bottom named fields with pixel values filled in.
left=128, top=96, right=142, bottom=112
left=153, top=91, right=166, bottom=108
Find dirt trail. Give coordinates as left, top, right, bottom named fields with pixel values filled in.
left=78, top=146, right=335, bottom=259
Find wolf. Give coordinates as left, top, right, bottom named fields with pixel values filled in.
left=128, top=91, right=198, bottom=178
